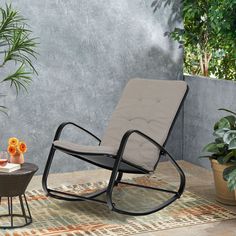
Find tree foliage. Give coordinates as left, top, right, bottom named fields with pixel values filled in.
left=152, top=0, right=236, bottom=80
left=0, top=4, right=38, bottom=114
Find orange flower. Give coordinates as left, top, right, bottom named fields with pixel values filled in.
left=8, top=137, right=19, bottom=146
left=8, top=145, right=17, bottom=155
left=19, top=142, right=27, bottom=153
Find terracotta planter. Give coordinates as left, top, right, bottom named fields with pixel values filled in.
left=210, top=158, right=236, bottom=205
left=10, top=153, right=24, bottom=164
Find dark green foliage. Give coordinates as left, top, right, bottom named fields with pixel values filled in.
left=223, top=166, right=236, bottom=191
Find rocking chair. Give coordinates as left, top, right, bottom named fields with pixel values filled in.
left=42, top=78, right=188, bottom=216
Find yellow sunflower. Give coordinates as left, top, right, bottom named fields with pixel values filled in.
left=8, top=137, right=19, bottom=146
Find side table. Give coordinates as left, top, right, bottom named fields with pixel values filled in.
left=0, top=162, right=38, bottom=229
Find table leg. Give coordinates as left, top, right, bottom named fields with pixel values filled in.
left=9, top=197, right=13, bottom=227
left=7, top=197, right=10, bottom=215
left=23, top=194, right=32, bottom=219
left=19, top=195, right=27, bottom=224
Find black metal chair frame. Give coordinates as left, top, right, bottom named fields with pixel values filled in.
left=42, top=87, right=188, bottom=216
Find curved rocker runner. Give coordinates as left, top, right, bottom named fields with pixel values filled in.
left=42, top=78, right=188, bottom=216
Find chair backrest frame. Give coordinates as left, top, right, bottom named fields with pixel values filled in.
left=153, top=84, right=189, bottom=170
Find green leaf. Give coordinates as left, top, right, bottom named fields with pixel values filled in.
left=229, top=138, right=236, bottom=150
left=219, top=108, right=236, bottom=116
left=216, top=143, right=226, bottom=149
left=214, top=117, right=231, bottom=130
left=217, top=156, right=225, bottom=164
left=215, top=137, right=224, bottom=143
left=224, top=116, right=236, bottom=128
left=213, top=128, right=230, bottom=138
left=223, top=165, right=236, bottom=181
left=225, top=168, right=236, bottom=191
left=202, top=142, right=218, bottom=153
left=3, top=27, right=38, bottom=72
left=1, top=63, right=32, bottom=94
left=0, top=105, right=8, bottom=116
left=217, top=154, right=235, bottom=164
left=223, top=130, right=236, bottom=144
left=218, top=151, right=234, bottom=164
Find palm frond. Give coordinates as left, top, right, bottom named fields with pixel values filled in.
left=2, top=27, right=38, bottom=71
left=0, top=94, right=7, bottom=116
left=0, top=3, right=38, bottom=93
left=0, top=105, right=8, bottom=116
left=0, top=4, right=26, bottom=37
left=1, top=63, right=32, bottom=94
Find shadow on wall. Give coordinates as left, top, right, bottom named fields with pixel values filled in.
left=0, top=0, right=183, bottom=174
left=151, top=0, right=182, bottom=27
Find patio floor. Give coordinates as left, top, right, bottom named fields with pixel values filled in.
left=29, top=161, right=236, bottom=236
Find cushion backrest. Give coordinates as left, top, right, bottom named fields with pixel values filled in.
left=101, top=78, right=188, bottom=171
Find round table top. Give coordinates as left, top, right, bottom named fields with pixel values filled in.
left=0, top=162, right=38, bottom=176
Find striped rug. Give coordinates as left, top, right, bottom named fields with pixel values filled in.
left=1, top=176, right=236, bottom=235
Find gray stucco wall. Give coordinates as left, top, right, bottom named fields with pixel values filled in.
left=0, top=0, right=183, bottom=174
left=183, top=75, right=236, bottom=169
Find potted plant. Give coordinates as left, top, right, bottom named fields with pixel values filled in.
left=201, top=108, right=236, bottom=205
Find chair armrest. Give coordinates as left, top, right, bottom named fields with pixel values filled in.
left=53, top=122, right=101, bottom=144
left=116, top=129, right=185, bottom=194
left=117, top=129, right=161, bottom=158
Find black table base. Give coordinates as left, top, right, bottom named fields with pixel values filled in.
left=0, top=194, right=32, bottom=229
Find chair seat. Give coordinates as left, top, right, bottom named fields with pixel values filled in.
left=53, top=140, right=117, bottom=155
left=53, top=140, right=148, bottom=174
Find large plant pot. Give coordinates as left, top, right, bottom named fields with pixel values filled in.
left=210, top=159, right=236, bottom=205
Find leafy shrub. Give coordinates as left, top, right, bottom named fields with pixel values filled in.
left=152, top=0, right=236, bottom=80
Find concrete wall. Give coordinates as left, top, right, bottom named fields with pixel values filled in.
left=0, top=0, right=183, bottom=174
left=183, top=75, right=236, bottom=169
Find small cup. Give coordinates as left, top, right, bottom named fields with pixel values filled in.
left=0, top=151, right=9, bottom=167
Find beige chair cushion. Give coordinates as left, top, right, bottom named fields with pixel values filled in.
left=53, top=140, right=117, bottom=155
left=101, top=78, right=187, bottom=171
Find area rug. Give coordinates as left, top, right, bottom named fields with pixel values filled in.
left=1, top=176, right=236, bottom=236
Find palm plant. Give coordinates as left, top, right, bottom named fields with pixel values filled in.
left=0, top=4, right=38, bottom=114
